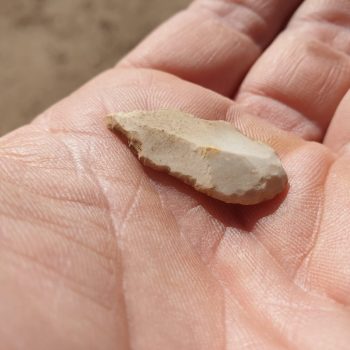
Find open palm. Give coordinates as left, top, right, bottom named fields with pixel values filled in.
left=1, top=1, right=350, bottom=349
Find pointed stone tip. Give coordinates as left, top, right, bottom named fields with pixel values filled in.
left=106, top=110, right=288, bottom=205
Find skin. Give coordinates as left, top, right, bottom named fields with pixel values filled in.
left=0, top=0, right=350, bottom=348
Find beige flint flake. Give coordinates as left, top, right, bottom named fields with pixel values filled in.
left=106, top=110, right=288, bottom=205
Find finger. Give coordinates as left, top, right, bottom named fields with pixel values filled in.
left=323, top=90, right=350, bottom=153
left=236, top=0, right=350, bottom=141
left=119, top=0, right=302, bottom=96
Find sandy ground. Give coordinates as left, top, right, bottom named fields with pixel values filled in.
left=0, top=0, right=191, bottom=135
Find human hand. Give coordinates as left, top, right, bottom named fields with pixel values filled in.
left=1, top=1, right=350, bottom=349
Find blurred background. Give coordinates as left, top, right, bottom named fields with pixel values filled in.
left=0, top=0, right=191, bottom=135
